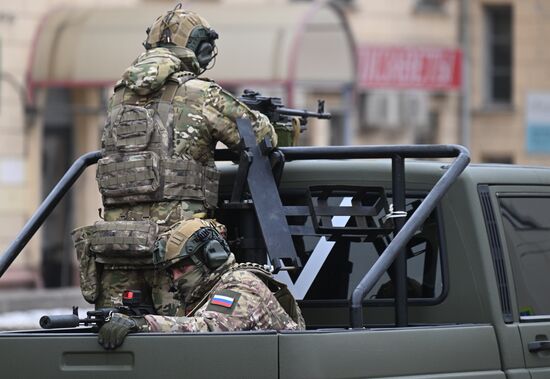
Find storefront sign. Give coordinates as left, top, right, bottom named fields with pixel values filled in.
left=358, top=46, right=461, bottom=90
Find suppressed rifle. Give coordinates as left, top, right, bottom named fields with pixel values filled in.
left=238, top=89, right=331, bottom=146
left=39, top=290, right=153, bottom=330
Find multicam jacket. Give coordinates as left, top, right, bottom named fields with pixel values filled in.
left=142, top=256, right=305, bottom=332
left=97, top=47, right=277, bottom=224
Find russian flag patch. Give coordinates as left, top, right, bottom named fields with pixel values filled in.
left=211, top=294, right=235, bottom=308
left=207, top=289, right=241, bottom=314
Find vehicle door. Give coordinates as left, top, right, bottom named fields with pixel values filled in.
left=490, top=185, right=550, bottom=378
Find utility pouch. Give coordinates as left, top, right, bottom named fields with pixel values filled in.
left=162, top=160, right=220, bottom=208
left=90, top=220, right=159, bottom=262
left=113, top=105, right=155, bottom=152
left=97, top=151, right=161, bottom=204
left=273, top=286, right=302, bottom=325
left=71, top=225, right=100, bottom=304
left=261, top=274, right=302, bottom=325
left=203, top=165, right=221, bottom=209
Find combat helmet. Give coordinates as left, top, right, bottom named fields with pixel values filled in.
left=143, top=3, right=219, bottom=69
left=155, top=219, right=231, bottom=271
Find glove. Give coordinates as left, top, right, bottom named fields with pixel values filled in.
left=97, top=313, right=146, bottom=350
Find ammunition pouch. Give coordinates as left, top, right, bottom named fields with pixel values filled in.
left=97, top=155, right=220, bottom=208
left=274, top=117, right=300, bottom=147
left=97, top=151, right=161, bottom=203
left=111, top=105, right=155, bottom=152
left=71, top=225, right=100, bottom=304
left=89, top=220, right=159, bottom=266
left=162, top=160, right=220, bottom=207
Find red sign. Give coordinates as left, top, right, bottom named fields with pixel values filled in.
left=358, top=46, right=462, bottom=90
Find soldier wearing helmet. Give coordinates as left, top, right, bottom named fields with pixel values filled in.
left=97, top=219, right=305, bottom=350
left=74, top=4, right=277, bottom=317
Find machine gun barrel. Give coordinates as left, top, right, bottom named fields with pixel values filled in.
left=238, top=89, right=332, bottom=124
left=277, top=107, right=331, bottom=120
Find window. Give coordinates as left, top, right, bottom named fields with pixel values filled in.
left=485, top=5, right=513, bottom=105
left=414, top=0, right=447, bottom=14
left=498, top=196, right=550, bottom=316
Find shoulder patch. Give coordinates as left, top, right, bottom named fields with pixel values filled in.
left=206, top=289, right=241, bottom=315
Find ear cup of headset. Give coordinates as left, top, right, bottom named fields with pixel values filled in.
left=202, top=239, right=230, bottom=270
left=195, top=41, right=214, bottom=68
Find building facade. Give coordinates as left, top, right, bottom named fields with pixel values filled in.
left=1, top=0, right=549, bottom=288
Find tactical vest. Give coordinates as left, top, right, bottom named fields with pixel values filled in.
left=96, top=75, right=220, bottom=209
left=234, top=263, right=303, bottom=327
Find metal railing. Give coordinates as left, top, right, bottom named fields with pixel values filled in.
left=0, top=144, right=470, bottom=329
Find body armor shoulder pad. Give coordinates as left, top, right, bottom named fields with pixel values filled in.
left=176, top=76, right=217, bottom=94
left=114, top=79, right=125, bottom=91
left=231, top=262, right=274, bottom=279
left=168, top=71, right=196, bottom=85
left=196, top=76, right=215, bottom=83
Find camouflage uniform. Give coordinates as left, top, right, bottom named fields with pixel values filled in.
left=97, top=221, right=304, bottom=350
left=142, top=254, right=305, bottom=332
left=81, top=46, right=277, bottom=315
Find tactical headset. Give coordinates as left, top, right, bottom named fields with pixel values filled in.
left=144, top=4, right=219, bottom=69
left=184, top=227, right=230, bottom=270
left=186, top=27, right=219, bottom=69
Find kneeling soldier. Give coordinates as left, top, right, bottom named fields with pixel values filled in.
left=98, top=218, right=305, bottom=349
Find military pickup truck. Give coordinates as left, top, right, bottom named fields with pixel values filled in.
left=0, top=126, right=549, bottom=378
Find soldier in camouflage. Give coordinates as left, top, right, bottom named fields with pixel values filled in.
left=98, top=219, right=305, bottom=350
left=74, top=4, right=277, bottom=317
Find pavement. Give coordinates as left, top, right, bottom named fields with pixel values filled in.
left=0, top=287, right=89, bottom=313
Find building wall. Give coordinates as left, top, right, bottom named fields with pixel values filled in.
left=343, top=0, right=462, bottom=147
left=470, top=0, right=550, bottom=165
left=345, top=0, right=550, bottom=166
left=0, top=0, right=355, bottom=288
left=0, top=0, right=136, bottom=287
left=3, top=0, right=550, bottom=287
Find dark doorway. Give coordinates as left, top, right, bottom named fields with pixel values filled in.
left=41, top=88, right=74, bottom=287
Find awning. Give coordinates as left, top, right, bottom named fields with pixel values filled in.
left=28, top=2, right=356, bottom=90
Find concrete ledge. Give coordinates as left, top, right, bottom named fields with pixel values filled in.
left=0, top=287, right=90, bottom=313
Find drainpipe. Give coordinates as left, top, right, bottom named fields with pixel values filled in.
left=459, top=0, right=471, bottom=148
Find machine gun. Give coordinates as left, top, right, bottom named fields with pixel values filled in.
left=39, top=290, right=153, bottom=330
left=238, top=89, right=331, bottom=146
left=220, top=91, right=331, bottom=270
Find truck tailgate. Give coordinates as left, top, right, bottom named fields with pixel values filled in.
left=279, top=324, right=504, bottom=379
left=0, top=330, right=278, bottom=379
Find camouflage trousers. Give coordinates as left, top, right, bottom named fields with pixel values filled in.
left=96, top=266, right=178, bottom=316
